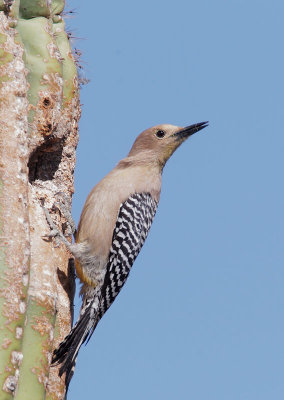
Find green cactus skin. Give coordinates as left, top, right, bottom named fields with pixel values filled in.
left=0, top=32, right=11, bottom=86
left=0, top=178, right=23, bottom=400
left=53, top=19, right=78, bottom=107
left=14, top=301, right=56, bottom=400
left=17, top=17, right=62, bottom=115
left=0, top=45, right=13, bottom=85
left=19, top=0, right=64, bottom=19
left=0, top=1, right=79, bottom=399
left=0, top=26, right=28, bottom=399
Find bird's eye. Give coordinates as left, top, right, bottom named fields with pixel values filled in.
left=156, top=130, right=165, bottom=139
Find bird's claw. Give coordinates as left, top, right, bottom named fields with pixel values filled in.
left=42, top=205, right=71, bottom=248
left=42, top=206, right=62, bottom=246
left=54, top=192, right=77, bottom=237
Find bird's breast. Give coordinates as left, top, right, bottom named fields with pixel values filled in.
left=75, top=164, right=161, bottom=285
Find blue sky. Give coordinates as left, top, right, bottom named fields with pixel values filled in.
left=65, top=1, right=283, bottom=399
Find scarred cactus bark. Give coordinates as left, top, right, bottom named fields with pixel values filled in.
left=0, top=1, right=80, bottom=399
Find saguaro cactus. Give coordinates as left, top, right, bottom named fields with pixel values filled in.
left=0, top=1, right=80, bottom=399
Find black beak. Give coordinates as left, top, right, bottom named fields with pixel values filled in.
left=173, top=121, right=209, bottom=140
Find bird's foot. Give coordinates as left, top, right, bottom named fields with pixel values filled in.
left=42, top=203, right=74, bottom=251
left=54, top=192, right=77, bottom=238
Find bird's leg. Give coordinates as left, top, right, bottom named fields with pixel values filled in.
left=54, top=192, right=77, bottom=238
left=42, top=205, right=74, bottom=252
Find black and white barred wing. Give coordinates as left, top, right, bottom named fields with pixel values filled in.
left=98, top=192, right=158, bottom=317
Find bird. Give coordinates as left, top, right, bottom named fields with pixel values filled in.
left=50, top=121, right=208, bottom=390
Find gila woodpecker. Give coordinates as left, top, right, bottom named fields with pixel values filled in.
left=50, top=121, right=208, bottom=388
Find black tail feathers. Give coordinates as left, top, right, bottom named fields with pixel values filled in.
left=52, top=304, right=97, bottom=391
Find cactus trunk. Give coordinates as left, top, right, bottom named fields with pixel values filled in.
left=0, top=1, right=80, bottom=399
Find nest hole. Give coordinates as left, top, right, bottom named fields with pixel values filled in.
left=28, top=142, right=63, bottom=183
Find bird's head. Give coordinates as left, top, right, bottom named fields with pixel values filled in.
left=127, top=122, right=208, bottom=170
